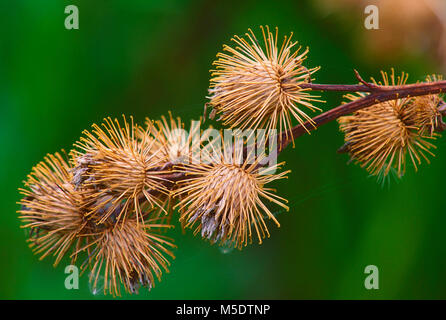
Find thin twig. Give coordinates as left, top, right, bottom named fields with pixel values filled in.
left=353, top=69, right=380, bottom=90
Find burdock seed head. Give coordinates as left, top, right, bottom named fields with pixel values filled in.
left=403, top=74, right=444, bottom=136
left=174, top=138, right=290, bottom=249
left=18, top=152, right=88, bottom=266
left=84, top=217, right=175, bottom=296
left=208, top=26, right=323, bottom=144
left=338, top=70, right=440, bottom=179
left=72, top=116, right=171, bottom=224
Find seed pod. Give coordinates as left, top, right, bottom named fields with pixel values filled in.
left=403, top=75, right=444, bottom=136
left=208, top=26, right=323, bottom=144
left=72, top=116, right=171, bottom=224
left=85, top=217, right=175, bottom=296
left=18, top=152, right=88, bottom=266
left=174, top=138, right=289, bottom=249
left=338, top=70, right=439, bottom=179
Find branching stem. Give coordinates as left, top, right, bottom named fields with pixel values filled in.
left=149, top=71, right=446, bottom=194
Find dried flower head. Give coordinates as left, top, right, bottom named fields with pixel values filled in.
left=208, top=26, right=323, bottom=144
left=18, top=152, right=88, bottom=266
left=84, top=217, right=175, bottom=296
left=338, top=70, right=438, bottom=179
left=403, top=75, right=444, bottom=136
left=72, top=116, right=171, bottom=224
left=174, top=139, right=289, bottom=249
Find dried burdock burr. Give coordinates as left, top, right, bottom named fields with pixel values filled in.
left=338, top=70, right=441, bottom=179
left=83, top=217, right=175, bottom=296
left=404, top=75, right=444, bottom=136
left=174, top=138, right=290, bottom=249
left=208, top=26, right=323, bottom=144
left=72, top=116, right=172, bottom=224
left=18, top=152, right=88, bottom=266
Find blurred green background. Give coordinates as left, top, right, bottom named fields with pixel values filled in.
left=2, top=0, right=446, bottom=299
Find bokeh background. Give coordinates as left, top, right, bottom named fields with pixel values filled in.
left=2, top=0, right=446, bottom=299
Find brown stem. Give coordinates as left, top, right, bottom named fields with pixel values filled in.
left=299, top=83, right=376, bottom=92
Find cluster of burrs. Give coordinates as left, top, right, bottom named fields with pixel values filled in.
left=18, top=26, right=445, bottom=295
